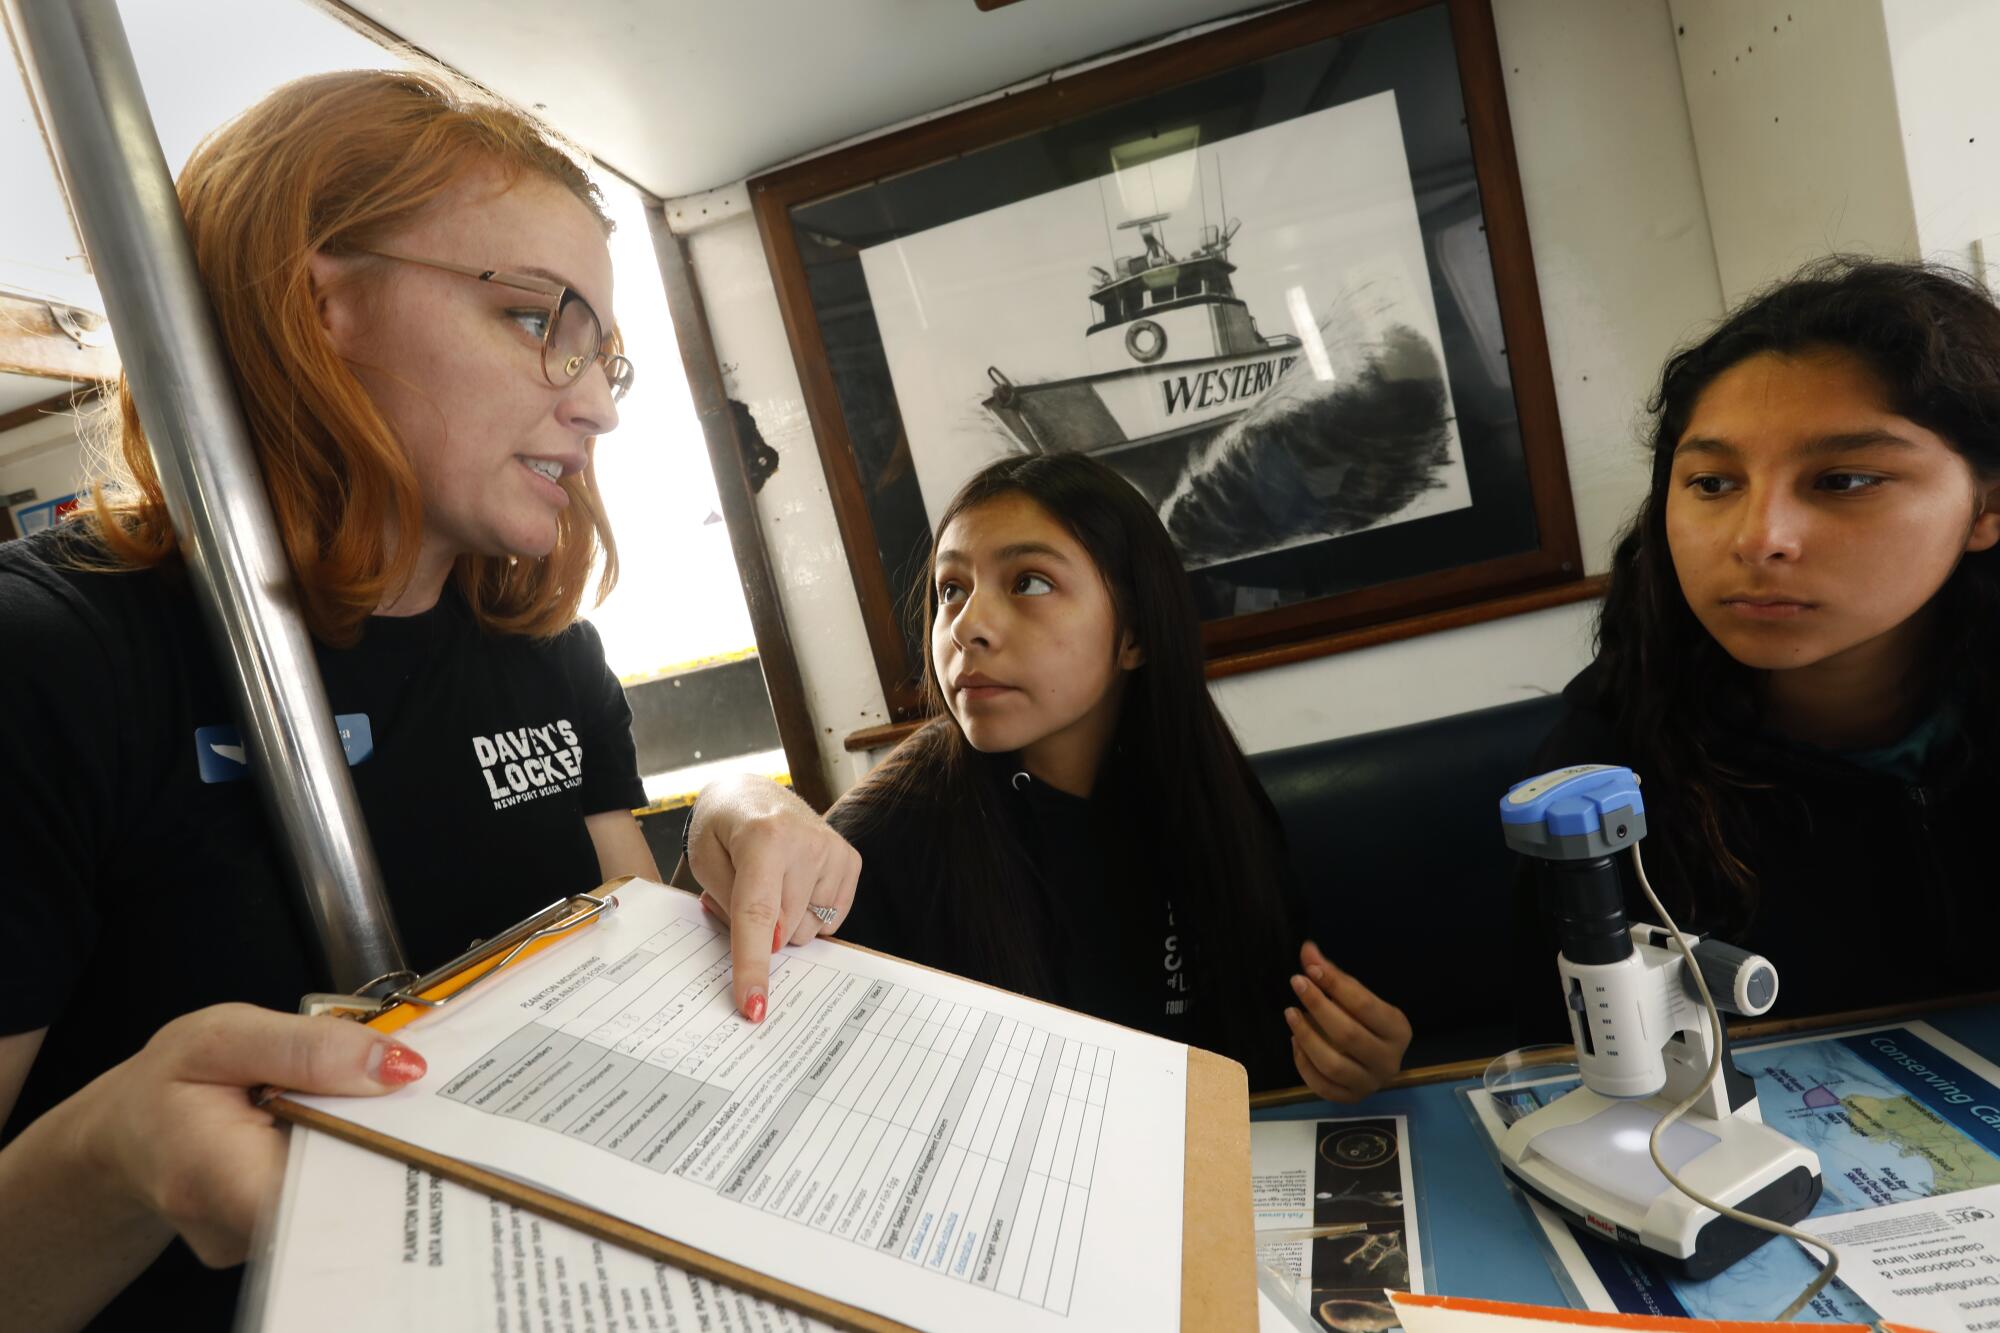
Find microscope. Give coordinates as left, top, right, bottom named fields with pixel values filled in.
left=1495, top=765, right=1823, bottom=1280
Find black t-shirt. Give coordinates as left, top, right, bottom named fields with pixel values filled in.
left=830, top=755, right=1298, bottom=1091
left=0, top=527, right=646, bottom=1329
left=1510, top=663, right=2000, bottom=1043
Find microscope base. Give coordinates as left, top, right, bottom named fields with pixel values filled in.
left=1507, top=1160, right=1822, bottom=1281
left=1496, top=1087, right=1824, bottom=1282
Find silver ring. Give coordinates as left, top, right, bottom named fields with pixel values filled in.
left=808, top=904, right=838, bottom=926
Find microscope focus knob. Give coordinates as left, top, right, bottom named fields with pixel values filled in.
left=1688, top=938, right=1779, bottom=1017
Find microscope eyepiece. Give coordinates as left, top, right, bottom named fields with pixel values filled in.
left=1500, top=765, right=1650, bottom=969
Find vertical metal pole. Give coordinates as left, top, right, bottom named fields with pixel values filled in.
left=4, top=0, right=409, bottom=993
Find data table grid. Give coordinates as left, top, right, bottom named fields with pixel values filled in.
left=438, top=924, right=1116, bottom=1315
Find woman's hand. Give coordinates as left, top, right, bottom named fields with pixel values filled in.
left=0, top=1003, right=425, bottom=1329
left=73, top=1003, right=426, bottom=1267
left=685, top=774, right=862, bottom=1022
left=1284, top=940, right=1412, bottom=1103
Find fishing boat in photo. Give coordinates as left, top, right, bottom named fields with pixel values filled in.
left=982, top=212, right=1302, bottom=458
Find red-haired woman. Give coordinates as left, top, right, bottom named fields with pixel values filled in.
left=0, top=70, right=858, bottom=1328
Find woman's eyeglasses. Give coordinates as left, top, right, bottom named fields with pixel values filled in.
left=356, top=249, right=635, bottom=402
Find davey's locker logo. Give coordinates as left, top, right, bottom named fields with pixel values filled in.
left=472, top=720, right=583, bottom=810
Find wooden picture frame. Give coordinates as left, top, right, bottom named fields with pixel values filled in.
left=752, top=0, right=1582, bottom=722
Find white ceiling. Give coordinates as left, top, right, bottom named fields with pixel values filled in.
left=335, top=0, right=1275, bottom=200
left=2, top=0, right=1270, bottom=393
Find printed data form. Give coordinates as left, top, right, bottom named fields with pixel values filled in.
left=253, top=1128, right=833, bottom=1332
left=289, top=881, right=1188, bottom=1332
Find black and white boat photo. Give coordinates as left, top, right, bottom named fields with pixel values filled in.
left=980, top=211, right=1304, bottom=466
left=861, top=89, right=1473, bottom=575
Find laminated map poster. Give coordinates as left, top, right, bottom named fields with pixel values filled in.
left=1465, top=1022, right=2000, bottom=1323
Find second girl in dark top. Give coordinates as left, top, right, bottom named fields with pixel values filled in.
left=830, top=454, right=1412, bottom=1097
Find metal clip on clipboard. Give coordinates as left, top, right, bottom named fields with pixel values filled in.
left=297, top=886, right=621, bottom=1029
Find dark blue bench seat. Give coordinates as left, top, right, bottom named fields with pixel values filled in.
left=1250, top=694, right=1567, bottom=1068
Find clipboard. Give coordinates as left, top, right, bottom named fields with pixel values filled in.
left=268, top=880, right=1255, bottom=1332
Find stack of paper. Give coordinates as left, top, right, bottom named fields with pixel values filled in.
left=255, top=881, right=1220, bottom=1331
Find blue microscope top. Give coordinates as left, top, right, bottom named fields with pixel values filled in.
left=1500, top=764, right=1645, bottom=839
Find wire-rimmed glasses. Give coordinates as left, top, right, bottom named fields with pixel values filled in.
left=357, top=249, right=635, bottom=401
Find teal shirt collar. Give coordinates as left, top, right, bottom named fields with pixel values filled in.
left=1769, top=699, right=1958, bottom=784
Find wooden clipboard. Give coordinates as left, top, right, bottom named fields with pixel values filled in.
left=269, top=881, right=1254, bottom=1331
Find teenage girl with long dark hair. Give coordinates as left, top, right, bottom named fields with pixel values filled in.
left=1516, top=257, right=2000, bottom=1037
left=830, top=454, right=1412, bottom=1096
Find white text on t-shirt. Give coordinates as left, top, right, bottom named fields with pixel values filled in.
left=471, top=720, right=584, bottom=810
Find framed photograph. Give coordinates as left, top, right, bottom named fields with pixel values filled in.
left=753, top=0, right=1582, bottom=721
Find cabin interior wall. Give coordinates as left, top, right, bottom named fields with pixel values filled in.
left=0, top=411, right=87, bottom=534
left=676, top=198, right=888, bottom=789
left=1877, top=0, right=2000, bottom=270
left=670, top=0, right=1726, bottom=795
left=1668, top=0, right=1919, bottom=307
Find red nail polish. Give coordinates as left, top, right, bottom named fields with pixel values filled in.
left=746, top=991, right=767, bottom=1023
left=372, top=1042, right=427, bottom=1086
left=773, top=923, right=783, bottom=952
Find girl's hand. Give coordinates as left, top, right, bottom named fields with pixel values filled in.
left=1284, top=940, right=1412, bottom=1103
left=685, top=774, right=862, bottom=1022
left=73, top=1003, right=426, bottom=1267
